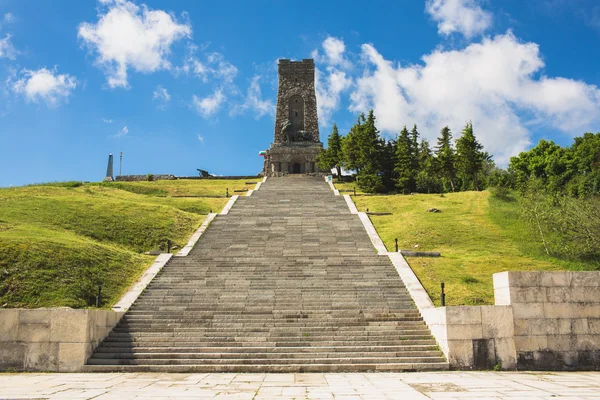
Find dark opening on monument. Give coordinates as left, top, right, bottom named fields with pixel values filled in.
left=292, top=163, right=301, bottom=173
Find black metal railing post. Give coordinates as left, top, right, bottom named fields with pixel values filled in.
left=96, top=284, right=103, bottom=308
left=441, top=282, right=446, bottom=306
left=395, top=238, right=398, bottom=252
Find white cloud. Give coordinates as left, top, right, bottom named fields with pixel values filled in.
left=114, top=126, right=128, bottom=138
left=3, top=13, right=15, bottom=24
left=0, top=34, right=16, bottom=59
left=322, top=36, right=346, bottom=65
left=102, top=118, right=113, bottom=123
left=232, top=76, right=274, bottom=119
left=152, top=85, right=170, bottom=109
left=426, top=0, right=492, bottom=38
left=192, top=88, right=225, bottom=118
left=176, top=46, right=238, bottom=84
left=349, top=32, right=600, bottom=165
left=206, top=52, right=238, bottom=83
left=313, top=36, right=353, bottom=126
left=78, top=0, right=191, bottom=88
left=197, top=134, right=204, bottom=142
left=12, top=67, right=76, bottom=106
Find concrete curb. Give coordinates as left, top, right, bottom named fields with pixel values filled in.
left=357, top=212, right=388, bottom=255
left=113, top=253, right=173, bottom=312
left=343, top=194, right=358, bottom=214
left=176, top=213, right=217, bottom=257
left=246, top=180, right=263, bottom=197
left=220, top=195, right=239, bottom=215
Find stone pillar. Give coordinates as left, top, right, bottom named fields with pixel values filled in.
left=103, top=154, right=114, bottom=182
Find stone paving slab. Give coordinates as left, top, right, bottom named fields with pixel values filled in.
left=1, top=372, right=599, bottom=399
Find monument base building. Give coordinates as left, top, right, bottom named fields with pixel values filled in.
left=262, top=59, right=324, bottom=176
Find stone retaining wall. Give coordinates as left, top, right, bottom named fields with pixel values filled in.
left=0, top=309, right=123, bottom=372
left=495, top=271, right=600, bottom=370
left=412, top=271, right=600, bottom=370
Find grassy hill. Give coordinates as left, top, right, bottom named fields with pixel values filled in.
left=0, top=179, right=253, bottom=308
left=337, top=185, right=599, bottom=306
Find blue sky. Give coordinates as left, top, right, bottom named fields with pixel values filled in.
left=1, top=0, right=599, bottom=186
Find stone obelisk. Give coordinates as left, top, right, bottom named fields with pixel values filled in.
left=104, top=153, right=114, bottom=182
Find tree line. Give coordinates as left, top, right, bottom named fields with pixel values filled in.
left=316, top=110, right=491, bottom=194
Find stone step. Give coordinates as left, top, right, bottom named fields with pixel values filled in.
left=87, top=176, right=448, bottom=371
left=82, top=363, right=449, bottom=372
left=92, top=344, right=441, bottom=354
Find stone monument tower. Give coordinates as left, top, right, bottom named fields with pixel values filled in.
left=262, top=59, right=323, bottom=175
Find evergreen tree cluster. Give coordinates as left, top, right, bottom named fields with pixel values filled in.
left=316, top=110, right=491, bottom=194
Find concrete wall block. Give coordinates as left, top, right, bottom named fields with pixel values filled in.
left=543, top=302, right=572, bottom=319
left=446, top=324, right=483, bottom=340
left=571, top=303, right=600, bottom=318
left=17, top=323, right=50, bottom=343
left=0, top=342, right=25, bottom=369
left=576, top=335, right=600, bottom=350
left=447, top=339, right=474, bottom=368
left=493, top=272, right=510, bottom=289
left=50, top=309, right=88, bottom=343
left=494, top=337, right=517, bottom=370
left=571, top=272, right=600, bottom=287
left=481, top=306, right=514, bottom=339
left=540, top=271, right=571, bottom=287
left=0, top=310, right=20, bottom=342
left=512, top=303, right=543, bottom=319
left=547, top=334, right=578, bottom=351
left=24, top=342, right=59, bottom=371
left=494, top=287, right=511, bottom=306
left=573, top=318, right=590, bottom=335
left=508, top=271, right=542, bottom=288
left=571, top=287, right=600, bottom=303
left=514, top=335, right=548, bottom=351
left=19, top=309, right=51, bottom=324
left=587, top=319, right=600, bottom=335
left=545, top=287, right=572, bottom=303
left=446, top=306, right=482, bottom=325
left=512, top=287, right=546, bottom=303
left=515, top=318, right=559, bottom=336
left=58, top=343, right=90, bottom=372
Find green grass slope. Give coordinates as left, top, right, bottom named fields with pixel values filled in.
left=345, top=190, right=598, bottom=306
left=0, top=180, right=239, bottom=308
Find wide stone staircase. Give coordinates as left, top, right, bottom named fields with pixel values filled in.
left=86, top=176, right=448, bottom=372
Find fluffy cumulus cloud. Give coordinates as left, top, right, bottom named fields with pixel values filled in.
left=78, top=0, right=191, bottom=88
left=12, top=67, right=77, bottom=106
left=312, top=36, right=353, bottom=126
left=349, top=32, right=600, bottom=165
left=192, top=88, right=225, bottom=118
left=232, top=76, right=274, bottom=119
left=425, top=0, right=492, bottom=38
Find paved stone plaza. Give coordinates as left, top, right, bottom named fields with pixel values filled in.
left=1, top=372, right=599, bottom=399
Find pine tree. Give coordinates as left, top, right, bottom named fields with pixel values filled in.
left=316, top=124, right=343, bottom=180
left=410, top=125, right=420, bottom=187
left=358, top=110, right=382, bottom=175
left=415, top=139, right=442, bottom=193
left=394, top=126, right=412, bottom=193
left=456, top=121, right=485, bottom=191
left=435, top=126, right=457, bottom=192
left=380, top=138, right=397, bottom=192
